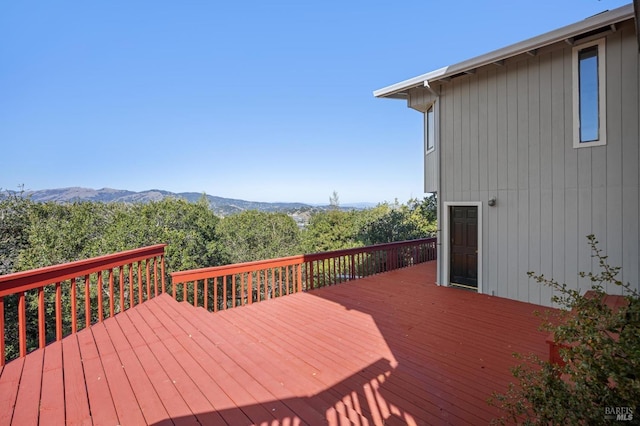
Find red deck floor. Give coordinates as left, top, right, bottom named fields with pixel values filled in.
left=0, top=261, right=551, bottom=425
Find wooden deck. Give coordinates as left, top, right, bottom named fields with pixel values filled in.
left=0, top=261, right=551, bottom=425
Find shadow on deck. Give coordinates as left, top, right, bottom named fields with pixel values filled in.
left=1, top=261, right=551, bottom=425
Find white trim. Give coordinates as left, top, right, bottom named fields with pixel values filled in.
left=373, top=67, right=448, bottom=99
left=425, top=102, right=436, bottom=154
left=572, top=38, right=607, bottom=148
left=374, top=4, right=632, bottom=99
left=442, top=202, right=483, bottom=294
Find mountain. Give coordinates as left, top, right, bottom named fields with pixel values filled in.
left=14, top=187, right=347, bottom=216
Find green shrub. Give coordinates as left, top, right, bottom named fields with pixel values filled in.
left=489, top=235, right=640, bottom=425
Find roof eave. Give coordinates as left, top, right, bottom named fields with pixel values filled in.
left=374, top=3, right=634, bottom=99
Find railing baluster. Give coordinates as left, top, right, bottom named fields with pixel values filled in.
left=97, top=271, right=103, bottom=322
left=161, top=254, right=166, bottom=294
left=71, top=278, right=77, bottom=333
left=222, top=276, right=227, bottom=311
left=204, top=278, right=208, bottom=310
left=240, top=273, right=244, bottom=305
left=146, top=260, right=151, bottom=302
left=0, top=297, right=5, bottom=366
left=18, top=291, right=26, bottom=358
left=55, top=282, right=62, bottom=340
left=153, top=257, right=158, bottom=297
left=38, top=287, right=45, bottom=349
left=137, top=262, right=143, bottom=305
left=193, top=280, right=198, bottom=307
left=85, top=274, right=91, bottom=329
left=109, top=268, right=115, bottom=318
left=119, top=267, right=125, bottom=314
left=129, top=263, right=134, bottom=309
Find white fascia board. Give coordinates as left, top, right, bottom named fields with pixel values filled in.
left=373, top=67, right=448, bottom=99
left=374, top=3, right=634, bottom=99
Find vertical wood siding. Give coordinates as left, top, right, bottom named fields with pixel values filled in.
left=409, top=89, right=439, bottom=193
left=415, top=21, right=639, bottom=305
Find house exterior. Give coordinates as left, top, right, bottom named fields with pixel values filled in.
left=375, top=4, right=640, bottom=306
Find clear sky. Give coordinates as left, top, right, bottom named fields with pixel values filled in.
left=0, top=0, right=631, bottom=204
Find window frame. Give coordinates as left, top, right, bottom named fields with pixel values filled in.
left=572, top=38, right=606, bottom=148
left=425, top=102, right=436, bottom=154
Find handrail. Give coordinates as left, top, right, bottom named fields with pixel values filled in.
left=0, top=244, right=167, bottom=297
left=171, top=238, right=436, bottom=312
left=0, top=244, right=167, bottom=365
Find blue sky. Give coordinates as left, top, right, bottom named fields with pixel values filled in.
left=0, top=0, right=630, bottom=204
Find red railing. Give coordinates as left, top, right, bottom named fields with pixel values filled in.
left=0, top=245, right=166, bottom=365
left=0, top=239, right=436, bottom=365
left=170, top=238, right=436, bottom=312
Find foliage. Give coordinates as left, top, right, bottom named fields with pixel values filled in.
left=329, top=190, right=340, bottom=210
left=302, top=209, right=361, bottom=253
left=489, top=235, right=640, bottom=425
left=217, top=210, right=301, bottom=263
left=16, top=197, right=221, bottom=272
left=0, top=188, right=33, bottom=275
left=358, top=195, right=437, bottom=245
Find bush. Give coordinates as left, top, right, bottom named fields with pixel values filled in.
left=489, top=235, right=640, bottom=425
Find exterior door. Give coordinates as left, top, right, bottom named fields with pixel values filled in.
left=449, top=206, right=478, bottom=288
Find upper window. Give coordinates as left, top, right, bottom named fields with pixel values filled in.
left=425, top=103, right=435, bottom=152
left=572, top=38, right=606, bottom=148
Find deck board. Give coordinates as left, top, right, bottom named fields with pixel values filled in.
left=0, top=261, right=552, bottom=425
left=0, top=357, right=24, bottom=425
left=10, top=348, right=43, bottom=426
left=39, top=340, right=65, bottom=424
left=62, top=334, right=92, bottom=425
left=76, top=327, right=119, bottom=425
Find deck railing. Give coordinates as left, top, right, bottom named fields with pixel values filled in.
left=0, top=238, right=436, bottom=365
left=170, top=238, right=436, bottom=312
left=0, top=245, right=166, bottom=365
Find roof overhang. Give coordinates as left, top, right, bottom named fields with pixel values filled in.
left=374, top=3, right=635, bottom=99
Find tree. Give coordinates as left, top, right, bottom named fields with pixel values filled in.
left=358, top=195, right=437, bottom=245
left=0, top=188, right=33, bottom=275
left=217, top=210, right=301, bottom=264
left=329, top=190, right=340, bottom=210
left=302, top=209, right=360, bottom=253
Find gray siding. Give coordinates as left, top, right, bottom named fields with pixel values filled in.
left=411, top=21, right=640, bottom=306
left=409, top=90, right=439, bottom=193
